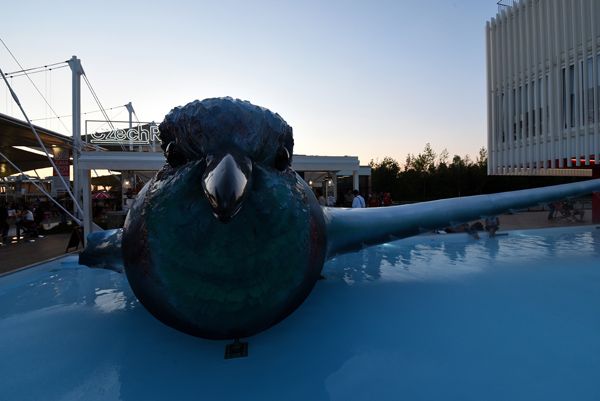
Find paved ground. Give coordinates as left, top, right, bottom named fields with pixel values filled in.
left=491, top=209, right=596, bottom=230
left=0, top=209, right=598, bottom=276
left=0, top=231, right=76, bottom=275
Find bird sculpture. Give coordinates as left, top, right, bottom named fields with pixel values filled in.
left=80, top=97, right=600, bottom=342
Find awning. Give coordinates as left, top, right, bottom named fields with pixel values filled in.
left=0, top=112, right=74, bottom=177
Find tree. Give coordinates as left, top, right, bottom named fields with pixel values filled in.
left=438, top=148, right=449, bottom=167
left=404, top=153, right=415, bottom=171
left=370, top=157, right=401, bottom=199
left=368, top=144, right=582, bottom=202
left=412, top=143, right=437, bottom=174
left=476, top=147, right=487, bottom=168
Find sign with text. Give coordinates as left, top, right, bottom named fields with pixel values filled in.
left=52, top=147, right=70, bottom=178
left=85, top=120, right=160, bottom=146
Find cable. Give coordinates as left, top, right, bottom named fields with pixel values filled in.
left=88, top=107, right=126, bottom=136
left=82, top=74, right=114, bottom=130
left=82, top=73, right=128, bottom=151
left=0, top=37, right=71, bottom=134
left=3, top=64, right=68, bottom=78
left=0, top=66, right=84, bottom=218
left=0, top=150, right=82, bottom=225
left=3, top=60, right=68, bottom=76
left=30, top=105, right=127, bottom=122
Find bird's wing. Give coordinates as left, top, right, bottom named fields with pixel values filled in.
left=324, top=179, right=600, bottom=257
left=78, top=228, right=124, bottom=273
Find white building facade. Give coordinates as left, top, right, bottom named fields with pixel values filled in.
left=486, top=0, right=600, bottom=176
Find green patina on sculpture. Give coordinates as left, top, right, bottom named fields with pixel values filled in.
left=131, top=161, right=322, bottom=338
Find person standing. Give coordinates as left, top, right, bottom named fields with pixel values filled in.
left=7, top=204, right=19, bottom=240
left=20, top=205, right=37, bottom=238
left=351, top=189, right=365, bottom=208
left=547, top=202, right=556, bottom=220
left=383, top=192, right=392, bottom=206
left=0, top=202, right=8, bottom=245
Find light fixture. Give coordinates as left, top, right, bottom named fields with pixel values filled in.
left=12, top=146, right=54, bottom=157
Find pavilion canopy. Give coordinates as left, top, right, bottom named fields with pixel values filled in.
left=0, top=112, right=76, bottom=177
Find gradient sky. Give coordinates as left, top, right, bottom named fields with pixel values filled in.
left=1, top=0, right=501, bottom=166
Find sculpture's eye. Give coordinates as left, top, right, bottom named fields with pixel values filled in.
left=274, top=145, right=290, bottom=171
left=165, top=141, right=186, bottom=167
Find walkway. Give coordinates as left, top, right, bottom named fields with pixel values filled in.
left=0, top=209, right=597, bottom=276
left=0, top=232, right=74, bottom=275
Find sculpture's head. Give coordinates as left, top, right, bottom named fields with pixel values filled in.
left=158, top=97, right=294, bottom=222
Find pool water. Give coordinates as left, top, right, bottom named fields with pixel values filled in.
left=1, top=226, right=600, bottom=401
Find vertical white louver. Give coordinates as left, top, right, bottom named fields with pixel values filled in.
left=487, top=0, right=600, bottom=175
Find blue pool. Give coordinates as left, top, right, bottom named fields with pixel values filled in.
left=1, top=225, right=600, bottom=401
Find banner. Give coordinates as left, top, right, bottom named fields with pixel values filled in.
left=52, top=147, right=70, bottom=178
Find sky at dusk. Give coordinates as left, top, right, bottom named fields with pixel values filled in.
left=1, top=0, right=502, bottom=166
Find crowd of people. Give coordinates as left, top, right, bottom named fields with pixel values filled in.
left=443, top=216, right=500, bottom=238
left=315, top=189, right=394, bottom=208
left=0, top=201, right=54, bottom=245
left=547, top=200, right=585, bottom=222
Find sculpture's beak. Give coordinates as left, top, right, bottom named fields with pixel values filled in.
left=202, top=153, right=252, bottom=223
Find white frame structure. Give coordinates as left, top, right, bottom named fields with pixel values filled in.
left=487, top=0, right=600, bottom=176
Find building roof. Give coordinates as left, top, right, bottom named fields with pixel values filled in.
left=0, top=112, right=74, bottom=177
left=0, top=112, right=371, bottom=178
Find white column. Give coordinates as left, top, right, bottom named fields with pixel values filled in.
left=518, top=2, right=526, bottom=172
left=526, top=1, right=534, bottom=171
left=495, top=17, right=503, bottom=175
left=352, top=170, right=359, bottom=191
left=539, top=0, right=548, bottom=171
left=486, top=21, right=493, bottom=175
left=68, top=55, right=83, bottom=218
left=552, top=0, right=562, bottom=169
left=126, top=102, right=134, bottom=151
left=500, top=10, right=510, bottom=174
left=512, top=6, right=518, bottom=173
left=507, top=7, right=515, bottom=173
left=572, top=0, right=580, bottom=166
left=532, top=0, right=540, bottom=171
left=543, top=0, right=552, bottom=169
left=580, top=0, right=589, bottom=166
left=332, top=173, right=338, bottom=202
left=81, top=169, right=92, bottom=243
left=593, top=0, right=600, bottom=165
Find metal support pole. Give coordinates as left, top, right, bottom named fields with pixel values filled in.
left=68, top=56, right=85, bottom=237
left=332, top=173, right=338, bottom=202
left=81, top=169, right=92, bottom=237
left=125, top=102, right=134, bottom=151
